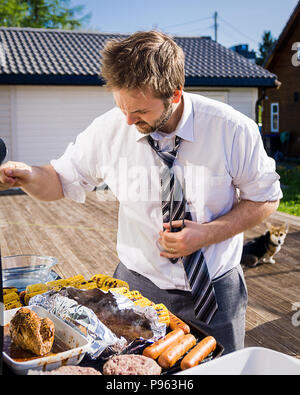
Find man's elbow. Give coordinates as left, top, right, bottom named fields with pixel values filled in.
left=265, top=199, right=280, bottom=217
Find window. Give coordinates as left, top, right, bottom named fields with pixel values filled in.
left=271, top=103, right=279, bottom=132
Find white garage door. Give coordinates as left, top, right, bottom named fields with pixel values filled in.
left=13, top=85, right=115, bottom=166
left=0, top=86, right=12, bottom=161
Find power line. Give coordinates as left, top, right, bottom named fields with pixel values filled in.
left=164, top=24, right=214, bottom=35
left=162, top=16, right=211, bottom=30
left=219, top=16, right=258, bottom=45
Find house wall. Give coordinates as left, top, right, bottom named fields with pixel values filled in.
left=186, top=87, right=258, bottom=120
left=1, top=85, right=258, bottom=166
left=261, top=19, right=300, bottom=157
left=0, top=86, right=12, bottom=161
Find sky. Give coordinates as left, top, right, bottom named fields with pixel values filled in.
left=70, top=0, right=299, bottom=53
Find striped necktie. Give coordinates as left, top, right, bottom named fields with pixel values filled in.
left=148, top=134, right=218, bottom=324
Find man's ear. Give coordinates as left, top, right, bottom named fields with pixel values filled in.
left=172, top=87, right=183, bottom=103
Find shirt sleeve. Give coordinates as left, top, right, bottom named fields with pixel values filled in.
left=51, top=118, right=104, bottom=203
left=229, top=118, right=283, bottom=202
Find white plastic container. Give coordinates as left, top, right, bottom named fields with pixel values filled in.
left=176, top=347, right=300, bottom=375
left=3, top=305, right=90, bottom=375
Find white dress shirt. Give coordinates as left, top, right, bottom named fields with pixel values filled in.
left=51, top=91, right=282, bottom=289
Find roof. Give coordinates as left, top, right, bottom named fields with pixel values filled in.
left=0, top=26, right=278, bottom=87
left=264, top=1, right=300, bottom=69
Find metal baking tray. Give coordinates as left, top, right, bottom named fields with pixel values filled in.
left=79, top=314, right=224, bottom=375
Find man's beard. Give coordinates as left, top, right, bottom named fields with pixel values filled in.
left=135, top=101, right=173, bottom=135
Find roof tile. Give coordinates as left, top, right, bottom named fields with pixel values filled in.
left=0, top=27, right=277, bottom=86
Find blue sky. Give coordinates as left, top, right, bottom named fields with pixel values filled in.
left=70, top=0, right=298, bottom=53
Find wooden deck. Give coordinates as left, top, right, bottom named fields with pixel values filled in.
left=1, top=191, right=299, bottom=359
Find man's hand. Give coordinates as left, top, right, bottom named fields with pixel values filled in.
left=158, top=220, right=203, bottom=259
left=0, top=161, right=33, bottom=189
left=157, top=199, right=280, bottom=259
left=0, top=161, right=64, bottom=201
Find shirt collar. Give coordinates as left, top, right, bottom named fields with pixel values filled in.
left=135, top=91, right=194, bottom=143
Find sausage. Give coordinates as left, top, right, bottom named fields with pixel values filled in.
left=180, top=336, right=217, bottom=370
left=157, top=334, right=196, bottom=369
left=143, top=328, right=185, bottom=359
left=168, top=311, right=190, bottom=334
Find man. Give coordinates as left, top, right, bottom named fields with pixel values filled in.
left=0, top=31, right=282, bottom=354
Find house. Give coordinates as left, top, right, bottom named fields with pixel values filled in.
left=229, top=44, right=256, bottom=64
left=261, top=1, right=300, bottom=158
left=0, top=26, right=278, bottom=165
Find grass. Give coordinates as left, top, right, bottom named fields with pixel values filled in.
left=276, top=161, right=300, bottom=216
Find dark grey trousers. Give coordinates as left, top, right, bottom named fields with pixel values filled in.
left=113, top=262, right=248, bottom=355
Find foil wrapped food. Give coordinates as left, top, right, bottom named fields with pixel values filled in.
left=29, top=287, right=166, bottom=359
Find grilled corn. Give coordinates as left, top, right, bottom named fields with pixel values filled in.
left=3, top=287, right=18, bottom=295
left=3, top=291, right=19, bottom=304
left=154, top=304, right=170, bottom=325
left=25, top=283, right=48, bottom=294
left=5, top=300, right=23, bottom=310
left=75, top=280, right=98, bottom=290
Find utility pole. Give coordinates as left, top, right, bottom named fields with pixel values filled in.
left=214, top=11, right=218, bottom=42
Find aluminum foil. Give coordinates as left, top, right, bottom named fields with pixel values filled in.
left=29, top=287, right=166, bottom=359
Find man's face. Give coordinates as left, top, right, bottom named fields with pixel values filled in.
left=113, top=87, right=173, bottom=135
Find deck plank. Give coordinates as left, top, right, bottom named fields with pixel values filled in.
left=1, top=191, right=299, bottom=358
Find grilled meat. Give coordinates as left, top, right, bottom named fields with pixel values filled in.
left=103, top=354, right=162, bottom=375
left=9, top=307, right=55, bottom=356
left=57, top=287, right=154, bottom=341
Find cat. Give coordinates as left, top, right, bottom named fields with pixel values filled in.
left=241, top=222, right=289, bottom=268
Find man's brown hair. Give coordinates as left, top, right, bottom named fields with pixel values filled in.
left=100, top=31, right=185, bottom=100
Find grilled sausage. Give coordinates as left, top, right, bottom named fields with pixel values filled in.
left=168, top=312, right=190, bottom=334
left=157, top=334, right=196, bottom=369
left=143, top=328, right=185, bottom=359
left=180, top=336, right=217, bottom=370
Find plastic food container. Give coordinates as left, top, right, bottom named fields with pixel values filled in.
left=175, top=347, right=300, bottom=375
left=2, top=255, right=58, bottom=291
left=3, top=305, right=90, bottom=375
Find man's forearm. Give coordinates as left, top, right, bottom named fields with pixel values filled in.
left=203, top=199, right=279, bottom=246
left=21, top=165, right=64, bottom=201
left=0, top=162, right=64, bottom=201
left=159, top=199, right=280, bottom=259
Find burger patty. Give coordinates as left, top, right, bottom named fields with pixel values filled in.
left=28, top=366, right=101, bottom=375
left=103, top=354, right=161, bottom=375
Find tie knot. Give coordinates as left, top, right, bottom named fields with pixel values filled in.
left=147, top=135, right=181, bottom=168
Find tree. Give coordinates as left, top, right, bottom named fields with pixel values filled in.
left=256, top=30, right=277, bottom=66
left=0, top=0, right=91, bottom=30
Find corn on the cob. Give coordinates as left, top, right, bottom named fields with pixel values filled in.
left=3, top=287, right=18, bottom=295
left=133, top=297, right=154, bottom=308
left=90, top=274, right=111, bottom=288
left=46, top=279, right=68, bottom=291
left=75, top=280, right=98, bottom=290
left=5, top=300, right=23, bottom=310
left=101, top=277, right=129, bottom=291
left=66, top=274, right=85, bottom=285
left=109, top=287, right=131, bottom=297
left=26, top=283, right=48, bottom=294
left=3, top=291, right=19, bottom=304
left=154, top=304, right=170, bottom=325
left=127, top=290, right=143, bottom=301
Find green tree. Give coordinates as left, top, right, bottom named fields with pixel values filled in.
left=0, top=0, right=91, bottom=29
left=256, top=30, right=277, bottom=66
